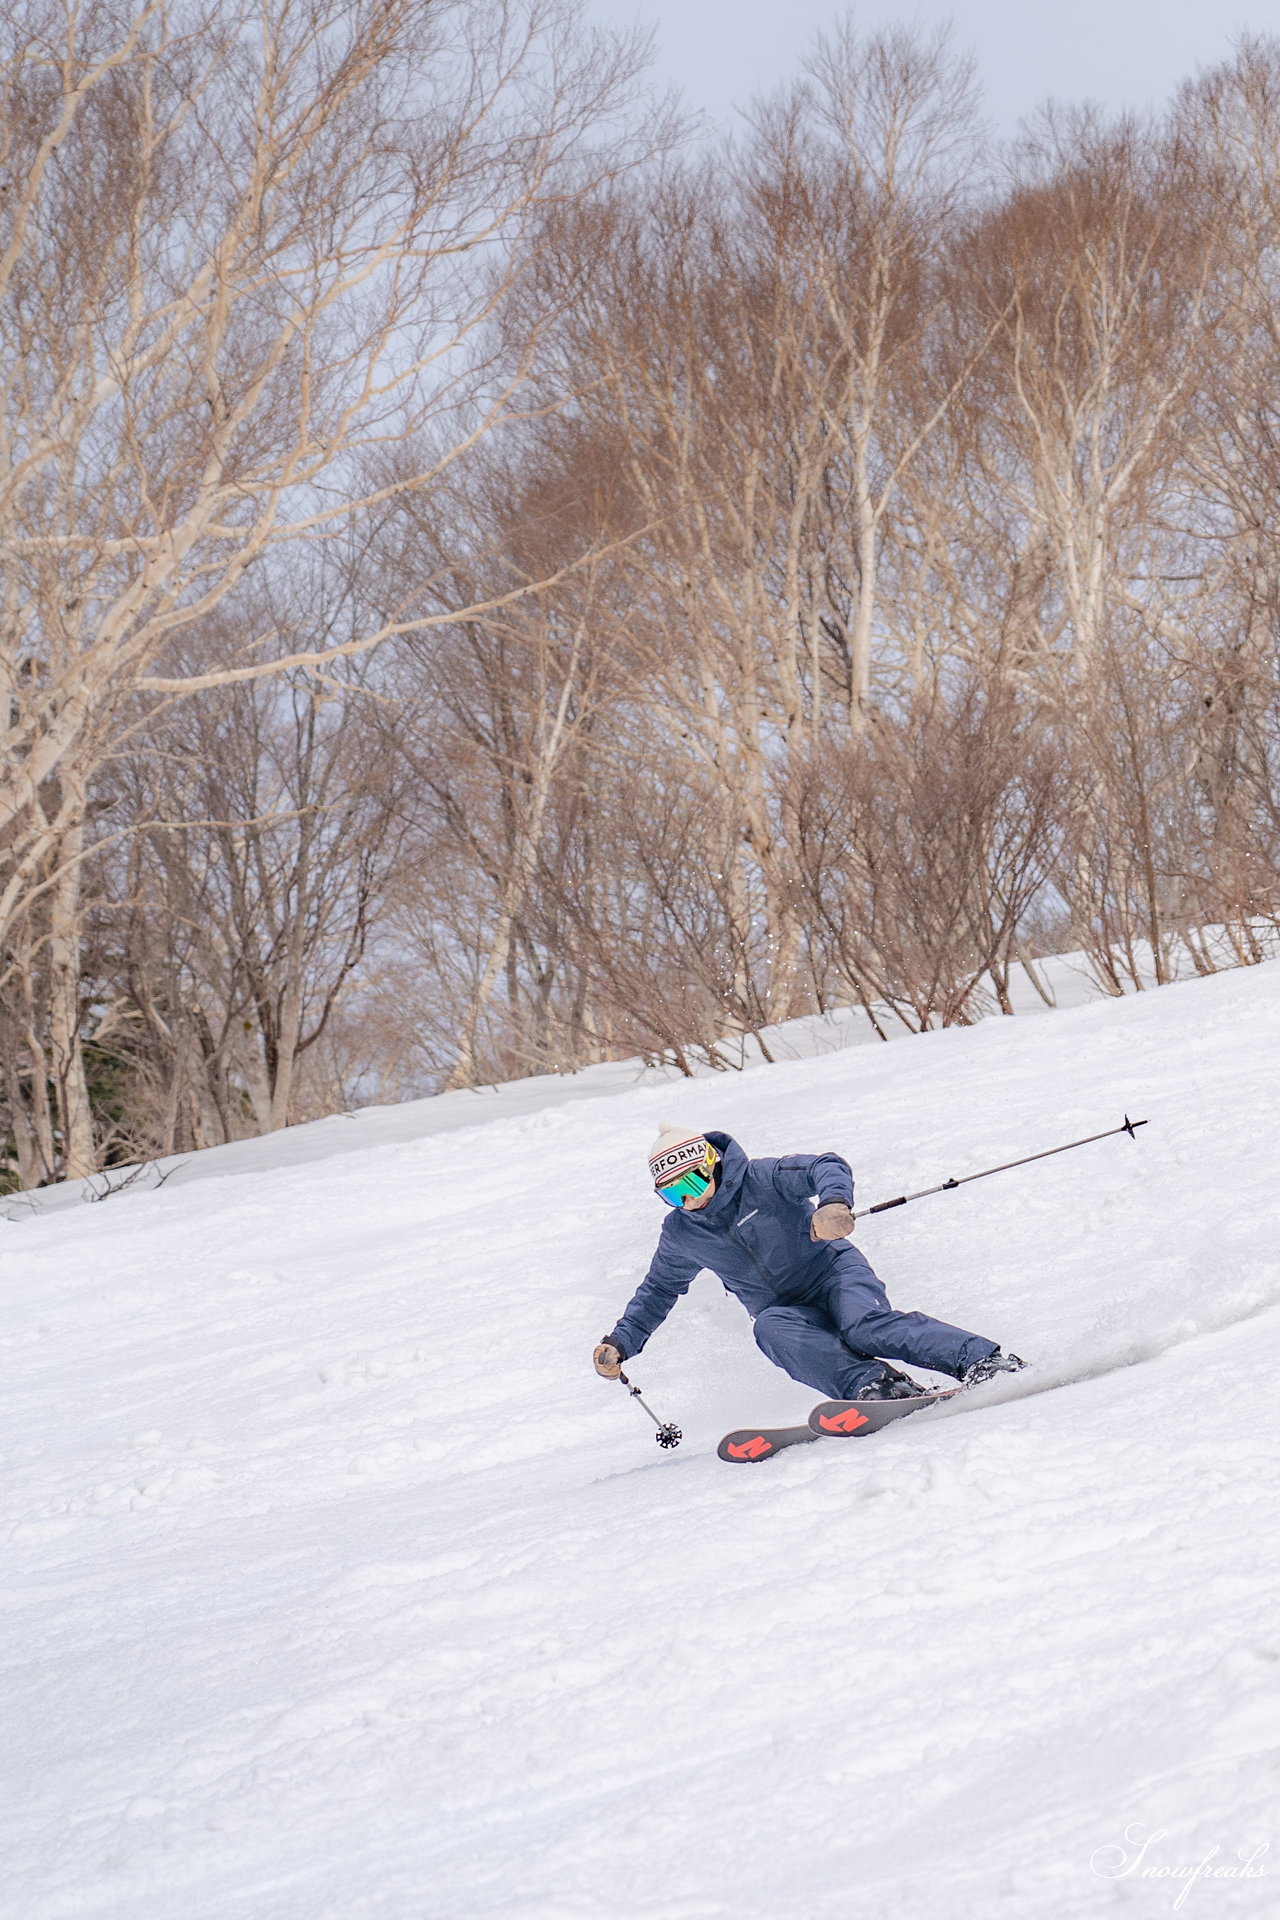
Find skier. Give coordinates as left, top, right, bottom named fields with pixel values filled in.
left=593, top=1125, right=1025, bottom=1401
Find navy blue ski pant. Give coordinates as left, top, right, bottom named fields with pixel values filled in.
left=752, top=1244, right=997, bottom=1399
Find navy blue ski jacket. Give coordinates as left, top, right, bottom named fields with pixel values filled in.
left=607, top=1131, right=856, bottom=1359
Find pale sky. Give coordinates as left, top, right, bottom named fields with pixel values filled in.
left=585, top=0, right=1274, bottom=136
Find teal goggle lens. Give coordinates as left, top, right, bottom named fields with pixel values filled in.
left=656, top=1163, right=714, bottom=1207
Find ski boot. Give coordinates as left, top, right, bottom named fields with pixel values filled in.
left=961, top=1348, right=1027, bottom=1389
left=851, top=1363, right=933, bottom=1401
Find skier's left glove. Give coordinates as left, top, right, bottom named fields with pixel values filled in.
left=811, top=1201, right=856, bottom=1241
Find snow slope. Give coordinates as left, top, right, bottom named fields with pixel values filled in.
left=3, top=963, right=1279, bottom=1918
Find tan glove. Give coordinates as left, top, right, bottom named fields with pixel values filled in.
left=593, top=1341, right=624, bottom=1378
left=811, top=1201, right=856, bottom=1242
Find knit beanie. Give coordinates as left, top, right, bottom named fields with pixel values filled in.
left=648, top=1122, right=714, bottom=1186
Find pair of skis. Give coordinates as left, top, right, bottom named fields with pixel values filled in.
left=718, top=1388, right=956, bottom=1463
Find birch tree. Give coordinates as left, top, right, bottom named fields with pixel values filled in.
left=0, top=0, right=654, bottom=1172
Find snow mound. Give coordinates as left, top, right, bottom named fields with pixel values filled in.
left=3, top=962, right=1279, bottom=1917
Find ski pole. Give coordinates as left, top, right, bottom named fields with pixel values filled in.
left=617, top=1370, right=682, bottom=1449
left=864, top=1114, right=1149, bottom=1216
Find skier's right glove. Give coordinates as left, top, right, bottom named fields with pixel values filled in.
left=811, top=1201, right=856, bottom=1241
left=593, top=1340, right=625, bottom=1378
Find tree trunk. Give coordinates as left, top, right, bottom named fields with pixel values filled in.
left=48, top=817, right=96, bottom=1179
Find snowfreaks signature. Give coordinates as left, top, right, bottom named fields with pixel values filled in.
left=592, top=1125, right=1026, bottom=1400
left=1091, top=1825, right=1269, bottom=1908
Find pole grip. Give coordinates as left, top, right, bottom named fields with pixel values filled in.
left=867, top=1195, right=907, bottom=1213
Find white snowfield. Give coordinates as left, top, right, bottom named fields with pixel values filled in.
left=3, top=964, right=1279, bottom=1919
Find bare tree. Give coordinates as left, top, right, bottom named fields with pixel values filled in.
left=0, top=0, right=660, bottom=1173
left=791, top=681, right=1066, bottom=1031
left=84, top=589, right=415, bottom=1149
left=515, top=27, right=984, bottom=1029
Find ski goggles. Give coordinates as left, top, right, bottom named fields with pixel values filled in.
left=653, top=1140, right=718, bottom=1207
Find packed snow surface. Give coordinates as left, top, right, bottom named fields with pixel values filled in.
left=3, top=963, right=1279, bottom=1918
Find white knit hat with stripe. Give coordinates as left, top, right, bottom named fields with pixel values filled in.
left=648, top=1122, right=714, bottom=1185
